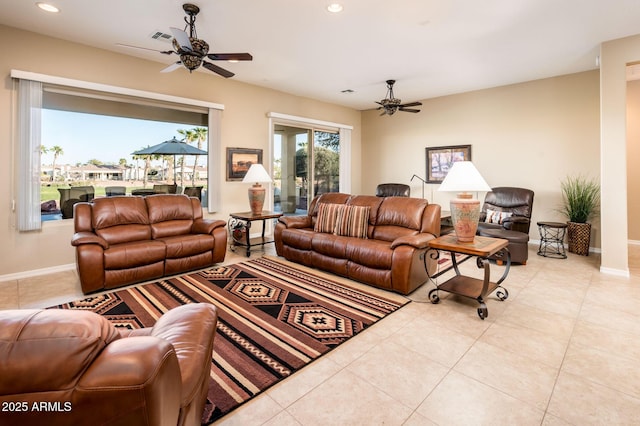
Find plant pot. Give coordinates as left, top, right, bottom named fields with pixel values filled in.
left=567, top=221, right=591, bottom=256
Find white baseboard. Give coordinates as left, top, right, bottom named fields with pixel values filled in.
left=599, top=266, right=630, bottom=277
left=0, top=263, right=75, bottom=282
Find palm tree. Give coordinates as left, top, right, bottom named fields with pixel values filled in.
left=132, top=148, right=153, bottom=187
left=50, top=145, right=64, bottom=182
left=189, top=127, right=207, bottom=186
left=177, top=129, right=196, bottom=187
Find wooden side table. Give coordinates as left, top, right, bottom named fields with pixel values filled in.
left=427, top=234, right=511, bottom=320
left=228, top=211, right=283, bottom=257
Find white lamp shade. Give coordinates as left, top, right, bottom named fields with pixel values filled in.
left=437, top=161, right=491, bottom=193
left=242, top=164, right=272, bottom=184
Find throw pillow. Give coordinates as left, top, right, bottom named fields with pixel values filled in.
left=484, top=209, right=513, bottom=224
left=314, top=203, right=343, bottom=233
left=335, top=204, right=370, bottom=239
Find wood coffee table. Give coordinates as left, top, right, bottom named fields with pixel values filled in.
left=426, top=234, right=511, bottom=320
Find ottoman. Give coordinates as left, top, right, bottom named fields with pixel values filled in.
left=478, top=228, right=529, bottom=265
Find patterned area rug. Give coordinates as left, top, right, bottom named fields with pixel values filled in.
left=52, top=257, right=408, bottom=423
left=431, top=251, right=472, bottom=278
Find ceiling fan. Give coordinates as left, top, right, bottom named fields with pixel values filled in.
left=119, top=3, right=252, bottom=78
left=376, top=80, right=422, bottom=115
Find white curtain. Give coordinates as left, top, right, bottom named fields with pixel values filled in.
left=339, top=127, right=351, bottom=193
left=207, top=108, right=222, bottom=212
left=17, top=79, right=42, bottom=231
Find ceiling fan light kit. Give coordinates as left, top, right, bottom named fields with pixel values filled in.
left=123, top=3, right=252, bottom=78
left=376, top=80, right=422, bottom=116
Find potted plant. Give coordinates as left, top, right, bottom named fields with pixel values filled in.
left=559, top=175, right=600, bottom=256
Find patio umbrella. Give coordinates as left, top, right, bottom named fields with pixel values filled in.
left=132, top=137, right=208, bottom=183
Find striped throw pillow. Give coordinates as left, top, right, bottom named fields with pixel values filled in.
left=335, top=205, right=370, bottom=239
left=314, top=203, right=343, bottom=233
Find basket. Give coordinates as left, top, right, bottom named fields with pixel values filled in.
left=567, top=222, right=591, bottom=256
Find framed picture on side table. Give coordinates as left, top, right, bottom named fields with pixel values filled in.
left=426, top=144, right=472, bottom=183
left=226, top=148, right=263, bottom=181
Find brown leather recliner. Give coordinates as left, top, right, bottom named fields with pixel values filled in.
left=476, top=187, right=535, bottom=264
left=0, top=303, right=218, bottom=426
left=375, top=183, right=411, bottom=197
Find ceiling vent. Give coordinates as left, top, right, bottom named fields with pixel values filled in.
left=150, top=30, right=173, bottom=42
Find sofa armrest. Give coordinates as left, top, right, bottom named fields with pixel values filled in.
left=148, top=304, right=218, bottom=407
left=192, top=218, right=226, bottom=235
left=502, top=216, right=530, bottom=232
left=77, top=336, right=181, bottom=426
left=71, top=232, right=109, bottom=250
left=278, top=215, right=312, bottom=229
left=390, top=233, right=436, bottom=250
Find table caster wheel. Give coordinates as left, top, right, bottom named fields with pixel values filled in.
left=496, top=288, right=509, bottom=301
left=477, top=306, right=488, bottom=320
left=428, top=289, right=440, bottom=304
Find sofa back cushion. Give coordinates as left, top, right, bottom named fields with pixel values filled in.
left=146, top=194, right=195, bottom=238
left=373, top=197, right=428, bottom=241
left=0, top=309, right=120, bottom=395
left=92, top=196, right=151, bottom=244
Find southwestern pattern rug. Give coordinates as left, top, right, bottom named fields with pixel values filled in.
left=53, top=257, right=408, bottom=423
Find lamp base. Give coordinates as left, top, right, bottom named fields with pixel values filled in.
left=450, top=193, right=480, bottom=243
left=248, top=183, right=265, bottom=215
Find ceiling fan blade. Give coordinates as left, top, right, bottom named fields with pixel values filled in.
left=399, top=108, right=420, bottom=113
left=202, top=61, right=235, bottom=78
left=170, top=27, right=192, bottom=52
left=160, top=61, right=183, bottom=73
left=400, top=102, right=422, bottom=108
left=116, top=43, right=174, bottom=55
left=207, top=53, right=253, bottom=61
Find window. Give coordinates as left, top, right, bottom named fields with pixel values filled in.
left=12, top=70, right=223, bottom=230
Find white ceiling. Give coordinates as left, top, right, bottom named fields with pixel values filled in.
left=2, top=0, right=640, bottom=110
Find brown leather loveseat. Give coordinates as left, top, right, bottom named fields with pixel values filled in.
left=0, top=303, right=218, bottom=426
left=72, top=194, right=227, bottom=294
left=275, top=193, right=441, bottom=295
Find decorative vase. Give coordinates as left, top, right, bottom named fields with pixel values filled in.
left=567, top=221, right=591, bottom=256
left=450, top=194, right=481, bottom=243
left=248, top=183, right=266, bottom=215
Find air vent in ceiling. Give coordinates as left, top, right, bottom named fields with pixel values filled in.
left=150, top=30, right=173, bottom=42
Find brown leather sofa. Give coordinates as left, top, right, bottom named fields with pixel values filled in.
left=0, top=303, right=218, bottom=426
left=275, top=193, right=441, bottom=295
left=72, top=194, right=227, bottom=294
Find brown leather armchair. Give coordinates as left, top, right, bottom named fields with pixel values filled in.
left=375, top=183, right=410, bottom=197
left=0, top=303, right=218, bottom=426
left=477, top=187, right=534, bottom=264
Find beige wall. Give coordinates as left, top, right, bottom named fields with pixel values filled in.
left=601, top=34, right=640, bottom=275
left=362, top=71, right=601, bottom=247
left=0, top=25, right=361, bottom=276
left=627, top=79, right=640, bottom=241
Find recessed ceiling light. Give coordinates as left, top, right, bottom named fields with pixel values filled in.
left=327, top=3, right=343, bottom=13
left=36, top=2, right=60, bottom=13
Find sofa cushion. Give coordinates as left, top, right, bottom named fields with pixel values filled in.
left=314, top=203, right=342, bottom=234
left=345, top=238, right=393, bottom=269
left=377, top=197, right=427, bottom=230
left=311, top=233, right=350, bottom=258
left=0, top=309, right=120, bottom=395
left=146, top=195, right=195, bottom=238
left=92, top=197, right=151, bottom=244
left=104, top=240, right=167, bottom=269
left=160, top=234, right=215, bottom=259
left=335, top=204, right=370, bottom=238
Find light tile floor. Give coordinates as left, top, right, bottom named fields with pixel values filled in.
left=3, top=243, right=640, bottom=425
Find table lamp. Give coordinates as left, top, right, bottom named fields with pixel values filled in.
left=437, top=161, right=491, bottom=242
left=242, top=164, right=272, bottom=215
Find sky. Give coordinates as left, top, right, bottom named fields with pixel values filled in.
left=41, top=109, right=200, bottom=166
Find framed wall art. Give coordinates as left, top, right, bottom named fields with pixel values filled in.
left=426, top=144, right=471, bottom=183
left=226, top=148, right=263, bottom=181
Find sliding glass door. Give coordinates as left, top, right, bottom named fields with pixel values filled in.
left=273, top=124, right=339, bottom=214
